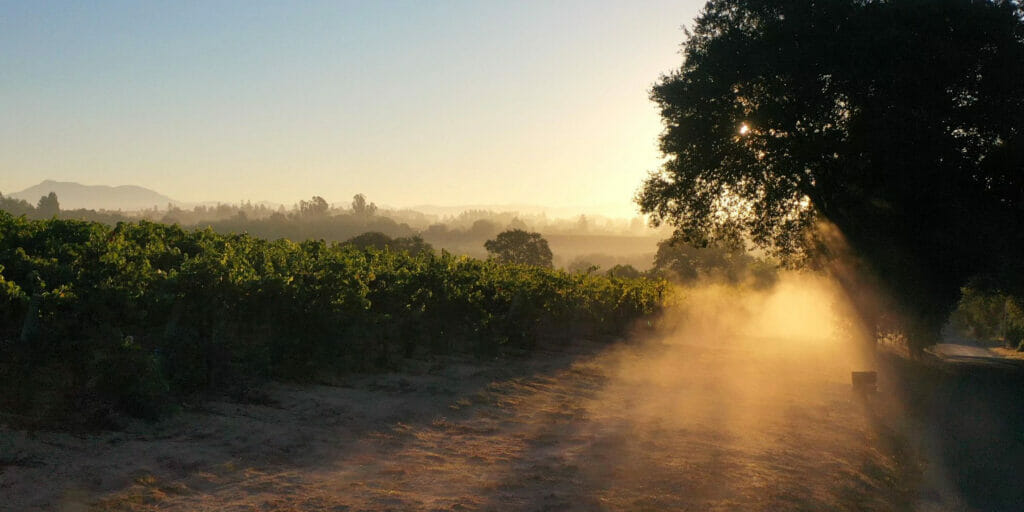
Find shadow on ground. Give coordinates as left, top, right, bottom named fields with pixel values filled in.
left=3, top=336, right=1022, bottom=511
left=879, top=353, right=1024, bottom=511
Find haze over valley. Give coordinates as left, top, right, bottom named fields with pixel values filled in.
left=1, top=179, right=670, bottom=270
left=3, top=1, right=1024, bottom=511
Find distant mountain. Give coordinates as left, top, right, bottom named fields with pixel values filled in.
left=9, top=180, right=179, bottom=211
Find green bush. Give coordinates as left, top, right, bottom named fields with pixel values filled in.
left=0, top=212, right=665, bottom=425
left=950, top=286, right=1024, bottom=348
left=91, top=337, right=171, bottom=420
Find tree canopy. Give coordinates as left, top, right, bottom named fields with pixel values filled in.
left=652, top=239, right=776, bottom=288
left=351, top=193, right=377, bottom=216
left=484, top=229, right=554, bottom=268
left=0, top=212, right=663, bottom=423
left=639, top=0, right=1024, bottom=342
left=298, top=196, right=329, bottom=218
left=36, top=192, right=60, bottom=218
left=345, top=231, right=434, bottom=254
left=0, top=193, right=35, bottom=217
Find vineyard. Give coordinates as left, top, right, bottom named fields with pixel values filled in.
left=0, top=212, right=665, bottom=425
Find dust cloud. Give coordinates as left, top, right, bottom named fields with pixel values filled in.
left=3, top=273, right=926, bottom=511
left=554, top=272, right=908, bottom=510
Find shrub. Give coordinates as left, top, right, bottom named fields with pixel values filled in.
left=0, top=212, right=665, bottom=425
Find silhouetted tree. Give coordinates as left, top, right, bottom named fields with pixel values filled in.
left=351, top=194, right=377, bottom=216
left=390, top=235, right=433, bottom=255
left=36, top=192, right=60, bottom=218
left=651, top=239, right=776, bottom=288
left=346, top=232, right=392, bottom=251
left=298, top=196, right=329, bottom=218
left=0, top=193, right=34, bottom=216
left=346, top=232, right=433, bottom=255
left=606, top=264, right=642, bottom=279
left=567, top=258, right=599, bottom=274
left=484, top=229, right=553, bottom=267
left=638, top=0, right=1024, bottom=347
left=468, top=219, right=500, bottom=239
left=507, top=217, right=529, bottom=231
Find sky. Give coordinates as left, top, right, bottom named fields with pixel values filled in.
left=1, top=0, right=705, bottom=217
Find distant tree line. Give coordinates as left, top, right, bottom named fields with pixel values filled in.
left=0, top=191, right=665, bottom=270
left=2, top=188, right=662, bottom=237
left=0, top=191, right=59, bottom=219
left=0, top=189, right=782, bottom=288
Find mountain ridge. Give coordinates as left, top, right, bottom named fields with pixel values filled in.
left=5, top=180, right=647, bottom=221
left=8, top=180, right=179, bottom=211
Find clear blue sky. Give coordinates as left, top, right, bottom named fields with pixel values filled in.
left=1, top=0, right=704, bottom=216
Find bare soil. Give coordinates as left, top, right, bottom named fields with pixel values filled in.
left=1, top=330, right=958, bottom=512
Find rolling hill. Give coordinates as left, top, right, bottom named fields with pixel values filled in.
left=9, top=180, right=178, bottom=211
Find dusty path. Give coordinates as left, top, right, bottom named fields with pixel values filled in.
left=11, top=277, right=1001, bottom=511
left=3, top=333, right=932, bottom=511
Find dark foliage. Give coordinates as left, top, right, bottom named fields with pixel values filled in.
left=0, top=193, right=34, bottom=217
left=484, top=229, right=554, bottom=268
left=345, top=232, right=433, bottom=255
left=35, top=192, right=60, bottom=219
left=951, top=284, right=1024, bottom=348
left=0, top=212, right=664, bottom=426
left=605, top=264, right=643, bottom=280
left=639, top=0, right=1024, bottom=345
left=651, top=239, right=777, bottom=289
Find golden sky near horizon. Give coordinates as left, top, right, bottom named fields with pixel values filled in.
left=1, top=1, right=705, bottom=218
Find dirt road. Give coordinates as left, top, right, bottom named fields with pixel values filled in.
left=5, top=278, right=1008, bottom=511
left=3, top=340, right=933, bottom=510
